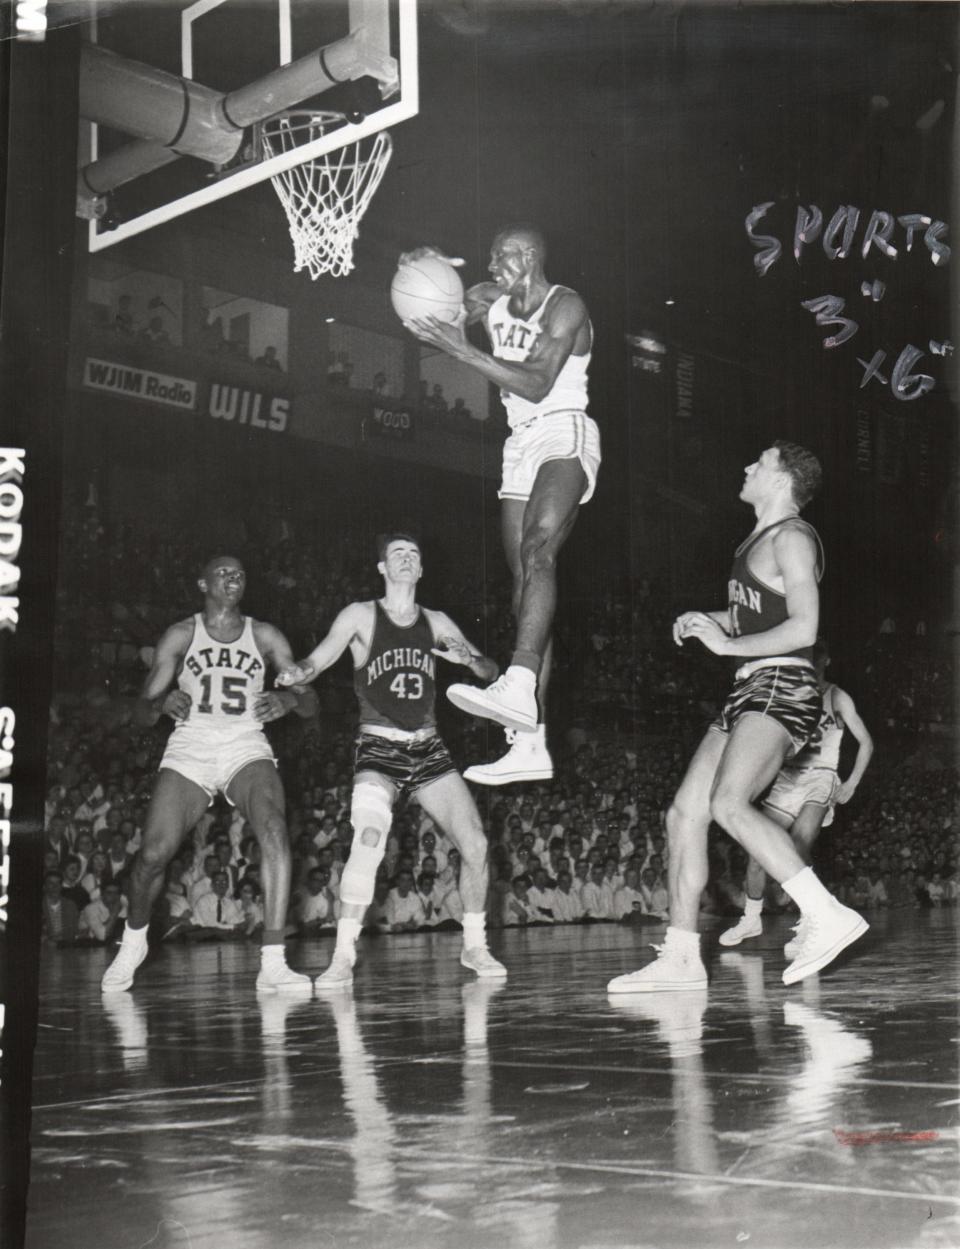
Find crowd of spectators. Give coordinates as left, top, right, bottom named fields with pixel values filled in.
left=36, top=492, right=958, bottom=951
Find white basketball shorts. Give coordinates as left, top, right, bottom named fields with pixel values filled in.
left=499, top=410, right=601, bottom=504
left=763, top=766, right=840, bottom=828
left=160, top=727, right=276, bottom=803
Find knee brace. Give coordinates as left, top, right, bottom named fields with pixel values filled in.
left=339, top=782, right=393, bottom=907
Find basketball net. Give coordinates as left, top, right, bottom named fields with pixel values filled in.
left=261, top=112, right=393, bottom=279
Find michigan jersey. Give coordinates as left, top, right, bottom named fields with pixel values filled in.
left=727, top=518, right=824, bottom=664
left=354, top=603, right=437, bottom=731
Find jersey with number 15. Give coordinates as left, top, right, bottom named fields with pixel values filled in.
left=175, top=614, right=266, bottom=733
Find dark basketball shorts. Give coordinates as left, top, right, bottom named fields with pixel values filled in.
left=710, top=660, right=822, bottom=758
left=354, top=730, right=457, bottom=798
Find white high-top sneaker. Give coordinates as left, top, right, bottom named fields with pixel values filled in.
left=718, top=897, right=764, bottom=947
left=447, top=667, right=538, bottom=731
left=464, top=726, right=553, bottom=786
left=607, top=927, right=708, bottom=994
left=781, top=902, right=868, bottom=985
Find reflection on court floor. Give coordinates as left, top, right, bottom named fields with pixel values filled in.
left=27, top=912, right=959, bottom=1249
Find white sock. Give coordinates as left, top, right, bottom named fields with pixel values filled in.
left=666, top=925, right=701, bottom=951
left=505, top=665, right=536, bottom=689
left=463, top=912, right=486, bottom=948
left=123, top=923, right=148, bottom=949
left=260, top=943, right=285, bottom=964
left=744, top=896, right=764, bottom=919
left=334, top=917, right=362, bottom=958
left=782, top=866, right=834, bottom=915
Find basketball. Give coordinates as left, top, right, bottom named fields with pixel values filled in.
left=390, top=256, right=464, bottom=324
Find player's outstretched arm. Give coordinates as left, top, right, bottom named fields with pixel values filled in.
left=275, top=604, right=366, bottom=687
left=426, top=610, right=499, bottom=683
left=405, top=289, right=589, bottom=403
left=135, top=621, right=194, bottom=727
left=253, top=623, right=319, bottom=723
left=833, top=689, right=874, bottom=804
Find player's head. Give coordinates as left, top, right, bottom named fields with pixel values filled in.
left=376, top=532, right=422, bottom=584
left=198, top=555, right=246, bottom=601
left=771, top=440, right=822, bottom=508
left=489, top=223, right=547, bottom=287
left=740, top=442, right=822, bottom=510
left=813, top=638, right=831, bottom=677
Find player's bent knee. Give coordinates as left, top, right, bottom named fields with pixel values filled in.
left=256, top=810, right=287, bottom=844
left=709, top=789, right=745, bottom=832
left=138, top=838, right=174, bottom=874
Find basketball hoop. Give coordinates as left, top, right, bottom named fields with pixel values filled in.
left=261, top=111, right=393, bottom=279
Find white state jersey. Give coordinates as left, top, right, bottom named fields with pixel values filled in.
left=175, top=614, right=266, bottom=733
left=487, top=286, right=591, bottom=429
left=797, top=684, right=844, bottom=770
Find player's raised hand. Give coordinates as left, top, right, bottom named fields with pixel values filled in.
left=162, top=690, right=192, bottom=721
left=432, top=635, right=474, bottom=667
left=253, top=691, right=294, bottom=723
left=276, top=662, right=314, bottom=688
left=398, top=245, right=465, bottom=268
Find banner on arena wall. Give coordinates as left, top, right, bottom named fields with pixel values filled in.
left=207, top=381, right=290, bottom=433
left=877, top=410, right=906, bottom=485
left=82, top=357, right=197, bottom=410
left=855, top=409, right=873, bottom=473
left=365, top=405, right=416, bottom=442
left=674, top=351, right=695, bottom=419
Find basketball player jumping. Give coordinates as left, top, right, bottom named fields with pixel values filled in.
left=102, top=556, right=317, bottom=995
left=607, top=443, right=868, bottom=993
left=720, top=640, right=873, bottom=953
left=276, top=533, right=507, bottom=986
left=401, top=225, right=601, bottom=785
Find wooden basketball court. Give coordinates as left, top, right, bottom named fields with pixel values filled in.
left=25, top=912, right=959, bottom=1249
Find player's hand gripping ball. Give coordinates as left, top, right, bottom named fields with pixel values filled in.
left=391, top=255, right=465, bottom=325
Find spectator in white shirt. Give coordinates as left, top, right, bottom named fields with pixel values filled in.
left=639, top=867, right=669, bottom=920
left=385, top=869, right=427, bottom=931
left=571, top=859, right=590, bottom=900
left=188, top=854, right=221, bottom=908
left=417, top=871, right=445, bottom=928
left=418, top=829, right=448, bottom=875
left=551, top=870, right=584, bottom=923
left=613, top=866, right=648, bottom=923
left=237, top=879, right=265, bottom=935
left=295, top=867, right=335, bottom=934
left=503, top=876, right=542, bottom=926
left=79, top=881, right=127, bottom=943
left=80, top=849, right=110, bottom=903
left=926, top=873, right=946, bottom=906
left=581, top=864, right=616, bottom=920
left=190, top=871, right=246, bottom=937
left=527, top=868, right=556, bottom=922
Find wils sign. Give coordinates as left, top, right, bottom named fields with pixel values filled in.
left=208, top=382, right=289, bottom=433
